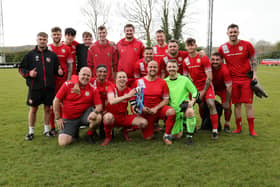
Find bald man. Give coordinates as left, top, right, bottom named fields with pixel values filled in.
left=53, top=67, right=103, bottom=146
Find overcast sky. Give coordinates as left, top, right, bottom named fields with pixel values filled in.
left=1, top=0, right=279, bottom=47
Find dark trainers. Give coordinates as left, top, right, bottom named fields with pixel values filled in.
left=49, top=128, right=57, bottom=136
left=85, top=135, right=96, bottom=144
left=185, top=137, right=194, bottom=145
left=25, top=133, right=34, bottom=141
left=211, top=132, right=219, bottom=140
left=224, top=126, right=231, bottom=133
left=44, top=131, right=51, bottom=137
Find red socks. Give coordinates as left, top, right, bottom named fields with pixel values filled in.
left=210, top=114, right=218, bottom=130
left=247, top=117, right=257, bottom=136
left=165, top=114, right=176, bottom=134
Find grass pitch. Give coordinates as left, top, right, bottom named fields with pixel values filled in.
left=0, top=66, right=279, bottom=186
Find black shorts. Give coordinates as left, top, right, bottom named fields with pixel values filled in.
left=26, top=88, right=55, bottom=107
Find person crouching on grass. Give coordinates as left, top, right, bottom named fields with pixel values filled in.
left=53, top=67, right=102, bottom=146
left=164, top=59, right=198, bottom=145
left=101, top=71, right=148, bottom=146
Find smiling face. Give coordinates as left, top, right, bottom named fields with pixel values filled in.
left=98, top=28, right=107, bottom=42
left=124, top=26, right=134, bottom=40
left=116, top=71, right=128, bottom=87
left=168, top=42, right=179, bottom=56
left=185, top=42, right=197, bottom=54
left=227, top=27, right=239, bottom=42
left=166, top=61, right=178, bottom=76
left=156, top=32, right=166, bottom=46
left=51, top=31, right=61, bottom=44
left=37, top=36, right=48, bottom=50
left=147, top=61, right=158, bottom=77
left=210, top=55, right=222, bottom=69
left=64, top=34, right=75, bottom=45
left=144, top=49, right=154, bottom=63
left=79, top=67, right=92, bottom=86
left=96, top=67, right=107, bottom=81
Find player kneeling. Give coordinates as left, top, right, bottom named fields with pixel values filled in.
left=101, top=72, right=148, bottom=146
left=164, top=59, right=198, bottom=145
left=53, top=67, right=103, bottom=146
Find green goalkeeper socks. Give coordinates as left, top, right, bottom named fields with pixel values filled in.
left=186, top=116, right=196, bottom=134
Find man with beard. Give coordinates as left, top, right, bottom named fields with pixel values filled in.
left=76, top=31, right=93, bottom=73
left=183, top=38, right=219, bottom=140
left=210, top=52, right=232, bottom=133
left=134, top=47, right=156, bottom=79
left=48, top=26, right=73, bottom=135
left=164, top=59, right=198, bottom=144
left=63, top=28, right=79, bottom=75
left=117, top=24, right=145, bottom=86
left=53, top=67, right=102, bottom=146
left=19, top=32, right=64, bottom=140
left=160, top=40, right=189, bottom=78
left=133, top=61, right=176, bottom=144
left=218, top=24, right=257, bottom=136
left=101, top=71, right=148, bottom=146
left=88, top=26, right=117, bottom=81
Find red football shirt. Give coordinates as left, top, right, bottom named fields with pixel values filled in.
left=132, top=77, right=169, bottom=108
left=56, top=81, right=102, bottom=120
left=212, top=63, right=232, bottom=93
left=70, top=75, right=114, bottom=110
left=117, top=38, right=145, bottom=79
left=218, top=40, right=255, bottom=81
left=160, top=51, right=189, bottom=76
left=48, top=44, right=73, bottom=81
left=63, top=40, right=79, bottom=75
left=183, top=54, right=212, bottom=91
left=87, top=40, right=117, bottom=80
left=106, top=85, right=131, bottom=115
left=153, top=44, right=168, bottom=64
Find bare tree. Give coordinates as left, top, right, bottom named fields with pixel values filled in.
left=81, top=0, right=110, bottom=40
left=172, top=0, right=188, bottom=41
left=161, top=0, right=172, bottom=42
left=122, top=0, right=155, bottom=47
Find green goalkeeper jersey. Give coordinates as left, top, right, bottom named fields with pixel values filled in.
left=164, top=74, right=198, bottom=113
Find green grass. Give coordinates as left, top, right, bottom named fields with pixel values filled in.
left=0, top=66, right=280, bottom=186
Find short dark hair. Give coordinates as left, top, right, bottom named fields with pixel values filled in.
left=37, top=32, right=48, bottom=38
left=51, top=27, right=61, bottom=33
left=65, top=28, right=76, bottom=36
left=227, top=23, right=239, bottom=30
left=156, top=29, right=165, bottom=34
left=96, top=64, right=107, bottom=71
left=145, top=47, right=153, bottom=51
left=211, top=52, right=222, bottom=59
left=168, top=39, right=178, bottom=44
left=82, top=32, right=92, bottom=38
left=98, top=25, right=106, bottom=31
left=124, top=24, right=135, bottom=31
left=186, top=38, right=196, bottom=45
left=167, top=59, right=178, bottom=65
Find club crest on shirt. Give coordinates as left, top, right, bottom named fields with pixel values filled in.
left=107, top=52, right=111, bottom=57
left=95, top=54, right=98, bottom=57
left=222, top=44, right=229, bottom=54
left=178, top=57, right=182, bottom=62
left=184, top=58, right=190, bottom=65
left=61, top=49, right=65, bottom=53
left=29, top=99, right=33, bottom=104
left=153, top=47, right=157, bottom=54
left=72, top=45, right=76, bottom=49
left=165, top=49, right=168, bottom=54
left=35, top=56, right=40, bottom=62
left=239, top=46, right=243, bottom=51
left=121, top=49, right=124, bottom=53
left=197, top=58, right=201, bottom=63
left=46, top=57, right=51, bottom=63
left=140, top=63, right=145, bottom=72
left=134, top=48, right=138, bottom=52
left=85, top=91, right=90, bottom=96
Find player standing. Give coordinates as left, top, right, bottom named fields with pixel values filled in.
left=48, top=26, right=74, bottom=135
left=76, top=31, right=93, bottom=73
left=19, top=32, right=64, bottom=140
left=153, top=30, right=168, bottom=64
left=218, top=24, right=257, bottom=136
left=117, top=24, right=145, bottom=86
left=134, top=47, right=155, bottom=79
left=183, top=38, right=219, bottom=139
left=210, top=52, right=232, bottom=133
left=63, top=28, right=79, bottom=75
left=87, top=26, right=117, bottom=81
